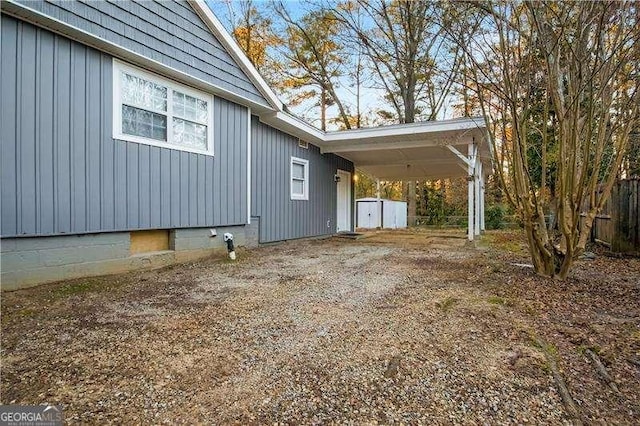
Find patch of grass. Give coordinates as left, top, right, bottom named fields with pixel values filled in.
left=1, top=308, right=37, bottom=325
left=627, top=329, right=640, bottom=346
left=520, top=301, right=539, bottom=316
left=51, top=281, right=96, bottom=298
left=529, top=334, right=558, bottom=358
left=489, top=263, right=504, bottom=273
left=577, top=344, right=601, bottom=355
left=17, top=308, right=36, bottom=317
left=488, top=295, right=506, bottom=305
left=436, top=296, right=458, bottom=313
left=49, top=276, right=123, bottom=299
left=219, top=248, right=251, bottom=265
left=502, top=241, right=524, bottom=254
left=45, top=274, right=135, bottom=300
left=485, top=231, right=527, bottom=254
left=487, top=295, right=517, bottom=307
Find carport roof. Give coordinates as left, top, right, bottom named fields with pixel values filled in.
left=260, top=112, right=490, bottom=181
left=191, top=0, right=490, bottom=182
left=320, top=117, right=491, bottom=181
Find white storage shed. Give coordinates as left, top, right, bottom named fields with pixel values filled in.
left=356, top=198, right=407, bottom=229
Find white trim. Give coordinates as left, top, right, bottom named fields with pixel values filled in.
left=247, top=107, right=252, bottom=224
left=188, top=0, right=283, bottom=111
left=475, top=155, right=481, bottom=236
left=290, top=157, right=309, bottom=201
left=322, top=139, right=464, bottom=154
left=354, top=158, right=464, bottom=168
left=447, top=145, right=472, bottom=167
left=323, top=117, right=485, bottom=142
left=336, top=169, right=352, bottom=232
left=112, top=59, right=214, bottom=156
left=261, top=111, right=325, bottom=144
left=480, top=164, right=486, bottom=231
left=376, top=179, right=382, bottom=228
left=467, top=142, right=477, bottom=242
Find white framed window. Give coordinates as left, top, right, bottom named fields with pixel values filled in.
left=112, top=59, right=214, bottom=156
left=290, top=156, right=309, bottom=200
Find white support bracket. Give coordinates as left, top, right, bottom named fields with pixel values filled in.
left=447, top=145, right=472, bottom=167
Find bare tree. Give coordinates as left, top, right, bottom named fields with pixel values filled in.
left=333, top=0, right=462, bottom=224
left=447, top=1, right=639, bottom=278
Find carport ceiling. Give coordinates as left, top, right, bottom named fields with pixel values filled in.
left=320, top=117, right=490, bottom=181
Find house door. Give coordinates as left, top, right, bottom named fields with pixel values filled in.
left=336, top=170, right=351, bottom=232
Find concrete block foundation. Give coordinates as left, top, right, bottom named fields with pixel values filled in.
left=0, top=225, right=249, bottom=291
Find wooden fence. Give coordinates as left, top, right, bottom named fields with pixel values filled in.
left=590, top=178, right=640, bottom=254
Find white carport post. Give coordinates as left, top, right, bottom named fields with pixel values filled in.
left=376, top=178, right=382, bottom=228
left=467, top=142, right=475, bottom=242
left=474, top=153, right=481, bottom=236
left=480, top=164, right=486, bottom=231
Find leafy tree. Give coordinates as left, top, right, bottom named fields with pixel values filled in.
left=274, top=4, right=352, bottom=130
left=223, top=0, right=281, bottom=83
left=623, top=125, right=640, bottom=177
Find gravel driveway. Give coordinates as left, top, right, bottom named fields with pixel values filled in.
left=2, top=230, right=639, bottom=424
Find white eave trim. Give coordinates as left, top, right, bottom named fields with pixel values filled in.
left=188, top=0, right=284, bottom=112
left=319, top=118, right=487, bottom=153
left=323, top=117, right=486, bottom=142
left=260, top=111, right=325, bottom=145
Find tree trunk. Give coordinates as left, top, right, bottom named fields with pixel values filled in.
left=356, top=51, right=362, bottom=128
left=320, top=86, right=326, bottom=131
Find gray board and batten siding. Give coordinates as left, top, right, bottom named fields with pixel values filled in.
left=251, top=117, right=354, bottom=243
left=1, top=14, right=249, bottom=238
left=8, top=0, right=269, bottom=107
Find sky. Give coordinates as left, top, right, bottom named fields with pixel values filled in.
left=206, top=0, right=458, bottom=130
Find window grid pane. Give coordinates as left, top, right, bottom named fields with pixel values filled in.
left=292, top=163, right=305, bottom=179
left=173, top=91, right=208, bottom=124
left=172, top=118, right=208, bottom=151
left=122, top=105, right=167, bottom=141
left=292, top=179, right=305, bottom=195
left=121, top=72, right=167, bottom=112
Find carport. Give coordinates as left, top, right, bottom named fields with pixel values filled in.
left=320, top=117, right=491, bottom=241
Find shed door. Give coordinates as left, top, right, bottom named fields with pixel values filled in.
left=336, top=170, right=351, bottom=232
left=357, top=202, right=374, bottom=229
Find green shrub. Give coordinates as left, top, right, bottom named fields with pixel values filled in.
left=486, top=204, right=506, bottom=229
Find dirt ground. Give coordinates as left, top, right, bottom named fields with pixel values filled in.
left=1, top=229, right=639, bottom=424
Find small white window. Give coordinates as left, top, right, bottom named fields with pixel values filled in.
left=113, top=60, right=214, bottom=156
left=290, top=157, right=309, bottom=200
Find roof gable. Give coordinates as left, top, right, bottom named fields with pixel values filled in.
left=4, top=0, right=278, bottom=110
left=188, top=1, right=283, bottom=110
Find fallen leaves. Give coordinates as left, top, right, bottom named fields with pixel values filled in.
left=1, top=229, right=638, bottom=423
